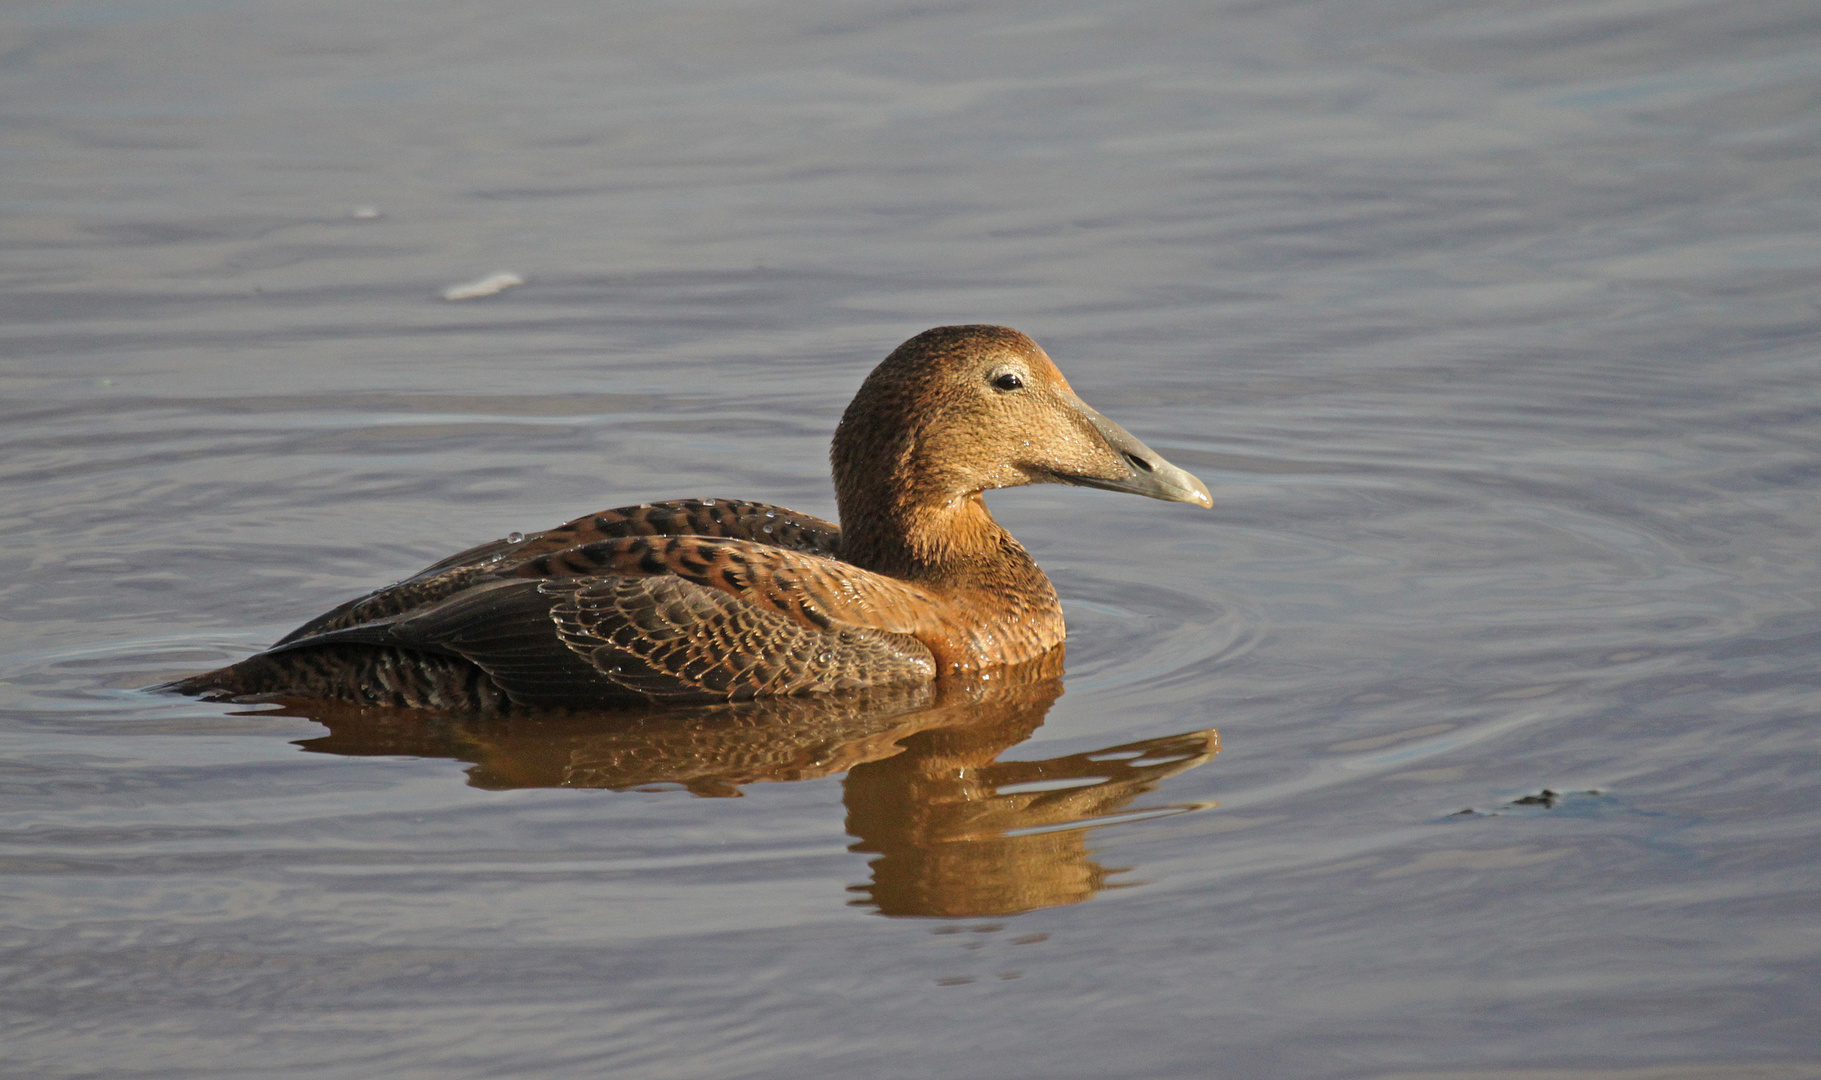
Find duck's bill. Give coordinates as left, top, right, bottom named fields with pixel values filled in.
left=1056, top=403, right=1214, bottom=508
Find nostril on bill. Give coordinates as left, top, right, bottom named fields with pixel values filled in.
left=1124, top=453, right=1154, bottom=473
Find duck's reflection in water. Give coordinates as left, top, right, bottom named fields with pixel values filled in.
left=281, top=652, right=1218, bottom=917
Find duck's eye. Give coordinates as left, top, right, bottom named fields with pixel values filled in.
left=991, top=372, right=1024, bottom=392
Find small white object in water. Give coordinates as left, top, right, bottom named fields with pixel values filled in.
left=442, top=271, right=525, bottom=301
left=349, top=206, right=381, bottom=219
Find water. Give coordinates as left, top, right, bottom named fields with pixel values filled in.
left=4, top=0, right=1820, bottom=1076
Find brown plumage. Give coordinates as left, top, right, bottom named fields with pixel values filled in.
left=167, top=325, right=1212, bottom=711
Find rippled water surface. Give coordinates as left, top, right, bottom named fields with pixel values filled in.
left=4, top=1, right=1820, bottom=1077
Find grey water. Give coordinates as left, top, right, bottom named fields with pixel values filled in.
left=3, top=0, right=1820, bottom=1077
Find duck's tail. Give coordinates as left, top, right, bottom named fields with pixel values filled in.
left=159, top=644, right=513, bottom=713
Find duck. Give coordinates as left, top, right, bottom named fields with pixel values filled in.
left=168, top=325, right=1211, bottom=711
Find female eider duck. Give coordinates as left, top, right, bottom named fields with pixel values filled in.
left=170, top=326, right=1211, bottom=711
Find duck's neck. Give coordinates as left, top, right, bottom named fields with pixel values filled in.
left=837, top=483, right=1049, bottom=596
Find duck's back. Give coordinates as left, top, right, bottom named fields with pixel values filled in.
left=277, top=498, right=843, bottom=643
left=170, top=499, right=939, bottom=711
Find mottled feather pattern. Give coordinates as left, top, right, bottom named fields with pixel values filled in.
left=277, top=499, right=838, bottom=644
left=188, top=525, right=1053, bottom=710
left=420, top=498, right=840, bottom=575
left=193, top=510, right=943, bottom=709
left=513, top=535, right=944, bottom=641
left=544, top=577, right=935, bottom=700
left=195, top=643, right=515, bottom=712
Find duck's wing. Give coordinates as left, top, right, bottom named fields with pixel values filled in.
left=276, top=498, right=840, bottom=645
left=269, top=572, right=936, bottom=707
left=545, top=574, right=934, bottom=701
left=502, top=534, right=943, bottom=641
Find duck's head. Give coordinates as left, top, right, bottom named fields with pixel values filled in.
left=832, top=326, right=1211, bottom=544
